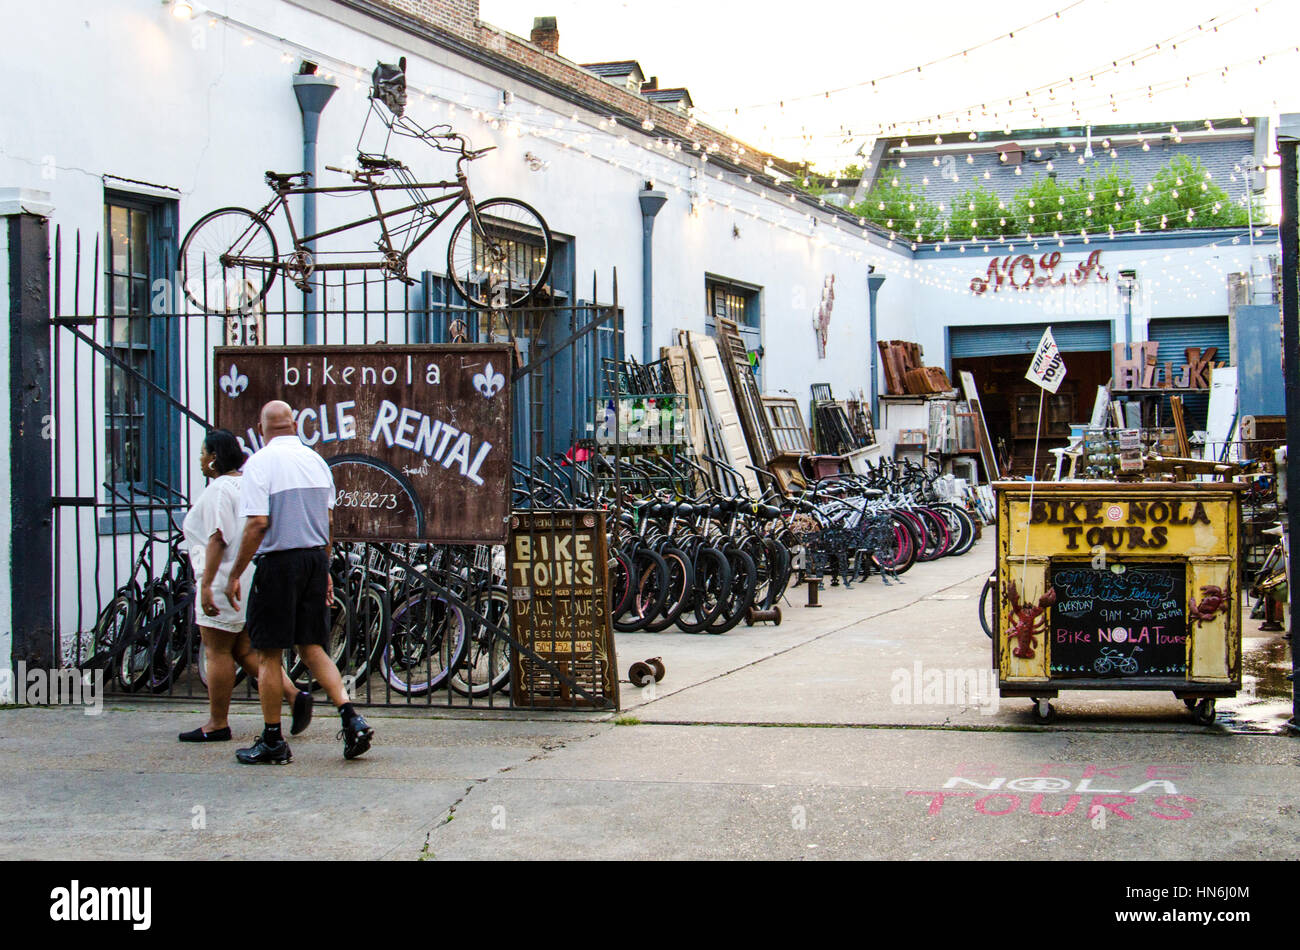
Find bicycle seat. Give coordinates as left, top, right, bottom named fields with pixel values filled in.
left=265, top=170, right=308, bottom=186
left=357, top=154, right=405, bottom=170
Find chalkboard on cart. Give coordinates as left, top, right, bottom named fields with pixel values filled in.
left=1048, top=562, right=1188, bottom=677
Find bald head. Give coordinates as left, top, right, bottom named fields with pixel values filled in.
left=260, top=400, right=297, bottom=439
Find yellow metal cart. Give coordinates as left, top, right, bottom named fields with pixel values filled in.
left=994, top=481, right=1242, bottom=724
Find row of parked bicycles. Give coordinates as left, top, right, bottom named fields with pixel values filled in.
left=79, top=452, right=985, bottom=699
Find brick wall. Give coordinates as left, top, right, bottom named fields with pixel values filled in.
left=375, top=0, right=480, bottom=39
left=367, top=0, right=784, bottom=179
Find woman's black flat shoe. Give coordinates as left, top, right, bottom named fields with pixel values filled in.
left=179, top=726, right=232, bottom=742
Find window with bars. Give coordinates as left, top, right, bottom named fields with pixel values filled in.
left=103, top=192, right=179, bottom=510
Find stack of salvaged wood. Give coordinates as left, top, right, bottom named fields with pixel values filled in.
left=877, top=340, right=954, bottom=395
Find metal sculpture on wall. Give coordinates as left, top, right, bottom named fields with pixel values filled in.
left=179, top=57, right=553, bottom=315
left=813, top=274, right=835, bottom=359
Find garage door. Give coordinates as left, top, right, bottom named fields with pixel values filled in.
left=948, top=320, right=1113, bottom=359
left=1147, top=316, right=1230, bottom=366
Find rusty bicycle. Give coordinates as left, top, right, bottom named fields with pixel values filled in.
left=180, top=58, right=552, bottom=314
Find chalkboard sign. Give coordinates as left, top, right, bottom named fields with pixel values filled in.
left=1048, top=562, right=1187, bottom=677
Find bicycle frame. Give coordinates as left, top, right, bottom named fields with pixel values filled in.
left=227, top=172, right=480, bottom=274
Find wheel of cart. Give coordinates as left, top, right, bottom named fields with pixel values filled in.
left=1030, top=696, right=1055, bottom=723
left=1179, top=694, right=1218, bottom=725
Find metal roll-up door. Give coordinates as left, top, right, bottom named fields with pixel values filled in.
left=1147, top=317, right=1230, bottom=433
left=949, top=320, right=1113, bottom=359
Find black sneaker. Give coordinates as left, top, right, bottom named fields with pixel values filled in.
left=290, top=690, right=314, bottom=736
left=235, top=735, right=293, bottom=765
left=338, top=715, right=374, bottom=760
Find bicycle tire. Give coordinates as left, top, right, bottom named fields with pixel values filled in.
left=641, top=546, right=695, bottom=633
left=179, top=207, right=278, bottom=314
left=380, top=589, right=468, bottom=696
left=710, top=548, right=757, bottom=634
left=446, top=198, right=553, bottom=308
left=348, top=582, right=389, bottom=687
left=118, top=585, right=170, bottom=693
left=86, top=592, right=136, bottom=671
left=676, top=547, right=732, bottom=633
left=450, top=585, right=512, bottom=698
left=613, top=548, right=670, bottom=632
left=608, top=549, right=638, bottom=619
left=979, top=574, right=996, bottom=639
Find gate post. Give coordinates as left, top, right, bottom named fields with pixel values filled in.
left=1, top=188, right=55, bottom=681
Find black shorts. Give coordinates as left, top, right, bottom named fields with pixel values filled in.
left=247, top=548, right=331, bottom=651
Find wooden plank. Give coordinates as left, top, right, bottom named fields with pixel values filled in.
left=717, top=317, right=778, bottom=466
left=686, top=331, right=760, bottom=496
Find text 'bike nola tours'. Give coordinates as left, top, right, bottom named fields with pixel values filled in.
left=214, top=345, right=512, bottom=544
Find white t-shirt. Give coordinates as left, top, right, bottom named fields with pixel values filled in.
left=183, top=474, right=255, bottom=632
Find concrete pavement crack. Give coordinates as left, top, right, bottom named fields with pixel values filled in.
left=392, top=728, right=607, bottom=859
left=631, top=566, right=989, bottom=714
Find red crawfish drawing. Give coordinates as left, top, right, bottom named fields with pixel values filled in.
left=1189, top=585, right=1229, bottom=626
left=1005, top=580, right=1057, bottom=659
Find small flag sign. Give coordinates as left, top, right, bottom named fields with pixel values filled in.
left=1026, top=327, right=1067, bottom=394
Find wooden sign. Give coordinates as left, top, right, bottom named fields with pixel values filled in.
left=1112, top=342, right=1225, bottom=391
left=970, top=249, right=1108, bottom=295
left=213, top=344, right=512, bottom=544
left=1049, top=562, right=1188, bottom=677
left=508, top=510, right=619, bottom=708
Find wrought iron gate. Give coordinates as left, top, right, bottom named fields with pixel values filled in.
left=48, top=226, right=624, bottom=709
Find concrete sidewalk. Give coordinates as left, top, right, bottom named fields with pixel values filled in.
left=2, top=537, right=1296, bottom=860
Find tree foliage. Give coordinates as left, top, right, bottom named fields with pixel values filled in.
left=803, top=155, right=1254, bottom=240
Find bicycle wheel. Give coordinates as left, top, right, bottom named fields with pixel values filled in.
left=86, top=592, right=136, bottom=671
left=179, top=207, right=278, bottom=314
left=349, top=582, right=390, bottom=687
left=676, top=547, right=732, bottom=633
left=710, top=548, right=757, bottom=634
left=450, top=585, right=512, bottom=698
left=608, top=549, right=638, bottom=619
left=614, top=548, right=670, bottom=632
left=447, top=198, right=553, bottom=308
left=979, top=574, right=996, bottom=639
left=937, top=504, right=976, bottom=557
left=380, top=590, right=468, bottom=696
left=118, top=585, right=170, bottom=692
left=641, top=546, right=695, bottom=633
left=876, top=514, right=918, bottom=575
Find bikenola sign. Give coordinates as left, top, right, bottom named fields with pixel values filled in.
left=214, top=344, right=512, bottom=543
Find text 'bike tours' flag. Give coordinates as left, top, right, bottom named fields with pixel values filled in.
left=1026, top=327, right=1067, bottom=394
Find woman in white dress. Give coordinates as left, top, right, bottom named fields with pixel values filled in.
left=179, top=430, right=312, bottom=742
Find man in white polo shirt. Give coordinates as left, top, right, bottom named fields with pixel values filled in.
left=225, top=400, right=374, bottom=764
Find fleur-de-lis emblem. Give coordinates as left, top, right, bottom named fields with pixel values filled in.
left=473, top=362, right=505, bottom=399
left=219, top=363, right=248, bottom=399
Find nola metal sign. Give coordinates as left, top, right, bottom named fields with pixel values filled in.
left=213, top=344, right=512, bottom=543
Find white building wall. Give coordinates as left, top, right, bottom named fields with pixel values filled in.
left=904, top=239, right=1272, bottom=364
left=0, top=0, right=918, bottom=638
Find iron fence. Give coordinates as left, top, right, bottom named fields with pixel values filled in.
left=49, top=225, right=625, bottom=709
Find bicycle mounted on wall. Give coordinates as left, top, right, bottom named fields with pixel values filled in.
left=180, top=57, right=554, bottom=314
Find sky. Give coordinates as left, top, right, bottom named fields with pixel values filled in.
left=478, top=0, right=1300, bottom=171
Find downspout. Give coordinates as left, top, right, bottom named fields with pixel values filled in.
left=292, top=66, right=337, bottom=344
left=867, top=269, right=886, bottom=423
left=639, top=185, right=667, bottom=360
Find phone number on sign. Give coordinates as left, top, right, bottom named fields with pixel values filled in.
left=335, top=490, right=400, bottom=510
